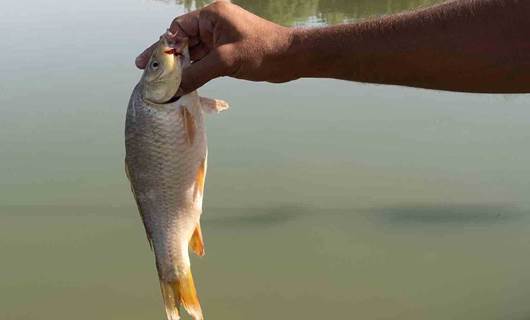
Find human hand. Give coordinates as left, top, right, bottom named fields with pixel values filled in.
left=135, top=1, right=295, bottom=95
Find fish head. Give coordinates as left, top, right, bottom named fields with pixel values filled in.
left=141, top=31, right=189, bottom=104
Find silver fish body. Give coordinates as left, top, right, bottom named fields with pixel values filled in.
left=125, top=85, right=220, bottom=320
left=126, top=85, right=206, bottom=279
left=125, top=33, right=228, bottom=320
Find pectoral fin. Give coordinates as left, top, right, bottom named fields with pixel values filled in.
left=180, top=106, right=196, bottom=145
left=199, top=97, right=229, bottom=114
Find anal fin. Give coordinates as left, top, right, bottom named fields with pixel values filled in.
left=190, top=223, right=205, bottom=257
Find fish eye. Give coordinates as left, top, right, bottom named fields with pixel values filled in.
left=150, top=61, right=159, bottom=70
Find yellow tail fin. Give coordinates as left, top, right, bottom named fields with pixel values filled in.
left=159, top=269, right=203, bottom=320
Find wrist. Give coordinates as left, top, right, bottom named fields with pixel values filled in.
left=282, top=26, right=345, bottom=80
left=280, top=27, right=310, bottom=81
left=283, top=25, right=366, bottom=81
left=259, top=26, right=301, bottom=83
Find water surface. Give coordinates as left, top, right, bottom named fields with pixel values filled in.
left=1, top=0, right=530, bottom=319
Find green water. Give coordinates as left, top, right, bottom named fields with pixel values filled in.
left=2, top=0, right=530, bottom=319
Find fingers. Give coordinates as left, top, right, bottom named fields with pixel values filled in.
left=170, top=9, right=200, bottom=39
left=136, top=10, right=201, bottom=69
left=189, top=43, right=210, bottom=61
left=178, top=44, right=237, bottom=95
left=137, top=0, right=228, bottom=69
left=135, top=41, right=158, bottom=69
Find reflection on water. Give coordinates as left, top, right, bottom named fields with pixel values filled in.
left=204, top=206, right=306, bottom=227
left=370, top=204, right=527, bottom=225
left=3, top=203, right=530, bottom=320
left=174, top=0, right=445, bottom=24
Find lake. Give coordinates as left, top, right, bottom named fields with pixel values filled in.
left=1, top=0, right=530, bottom=319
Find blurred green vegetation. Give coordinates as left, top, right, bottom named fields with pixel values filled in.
left=174, top=0, right=445, bottom=25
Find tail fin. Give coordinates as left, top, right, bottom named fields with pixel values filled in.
left=159, top=269, right=203, bottom=320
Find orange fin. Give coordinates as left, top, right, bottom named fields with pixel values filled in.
left=180, top=106, right=196, bottom=145
left=190, top=223, right=205, bottom=257
left=199, top=97, right=229, bottom=114
left=191, top=158, right=207, bottom=257
left=159, top=269, right=203, bottom=320
left=193, top=157, right=207, bottom=202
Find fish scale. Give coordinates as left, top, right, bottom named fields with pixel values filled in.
left=126, top=87, right=205, bottom=224
left=126, top=85, right=208, bottom=319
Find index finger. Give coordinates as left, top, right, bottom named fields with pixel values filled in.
left=136, top=10, right=201, bottom=70
left=135, top=41, right=158, bottom=69
left=169, top=9, right=201, bottom=47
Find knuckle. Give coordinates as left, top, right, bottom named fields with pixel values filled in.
left=210, top=0, right=230, bottom=10
left=201, top=1, right=237, bottom=26
left=216, top=46, right=238, bottom=71
left=204, top=0, right=232, bottom=16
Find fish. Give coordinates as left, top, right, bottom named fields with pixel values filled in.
left=125, top=31, right=229, bottom=320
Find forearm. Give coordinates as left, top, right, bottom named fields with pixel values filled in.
left=138, top=1, right=530, bottom=94
left=284, top=0, right=530, bottom=93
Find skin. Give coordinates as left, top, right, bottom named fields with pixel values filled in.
left=136, top=0, right=530, bottom=94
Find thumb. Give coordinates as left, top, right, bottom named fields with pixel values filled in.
left=178, top=44, right=237, bottom=95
